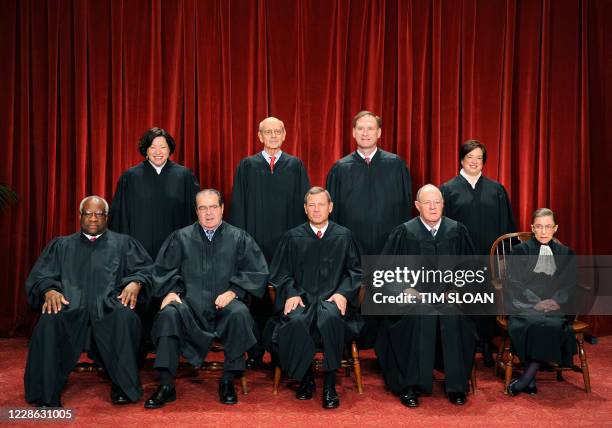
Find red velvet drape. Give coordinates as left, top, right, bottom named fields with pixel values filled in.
left=1, top=0, right=611, bottom=336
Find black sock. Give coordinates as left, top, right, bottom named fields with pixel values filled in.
left=158, top=369, right=175, bottom=387
left=324, top=370, right=335, bottom=388
left=221, top=370, right=235, bottom=382
left=514, top=361, right=540, bottom=391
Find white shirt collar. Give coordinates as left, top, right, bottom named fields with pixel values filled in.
left=148, top=160, right=167, bottom=175
left=309, top=222, right=329, bottom=237
left=82, top=231, right=104, bottom=241
left=460, top=168, right=481, bottom=189
left=356, top=147, right=378, bottom=160
left=419, top=217, right=442, bottom=234
left=262, top=150, right=282, bottom=164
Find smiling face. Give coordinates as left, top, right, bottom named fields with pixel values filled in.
left=352, top=115, right=381, bottom=152
left=532, top=214, right=558, bottom=245
left=461, top=147, right=484, bottom=177
left=146, top=136, right=171, bottom=167
left=196, top=191, right=224, bottom=229
left=415, top=186, right=444, bottom=227
left=304, top=192, right=333, bottom=228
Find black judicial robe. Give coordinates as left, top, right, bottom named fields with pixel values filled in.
left=375, top=217, right=476, bottom=394
left=267, top=222, right=362, bottom=380
left=440, top=174, right=515, bottom=255
left=506, top=238, right=577, bottom=366
left=230, top=152, right=310, bottom=263
left=151, top=222, right=268, bottom=366
left=24, top=230, right=154, bottom=405
left=109, top=160, right=200, bottom=259
left=326, top=149, right=412, bottom=255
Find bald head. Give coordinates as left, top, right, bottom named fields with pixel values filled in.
left=415, top=184, right=443, bottom=203
left=258, top=116, right=286, bottom=154
left=79, top=195, right=109, bottom=235
left=258, top=116, right=285, bottom=132
left=415, top=184, right=444, bottom=227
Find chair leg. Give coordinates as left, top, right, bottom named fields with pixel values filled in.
left=351, top=341, right=363, bottom=394
left=273, top=366, right=282, bottom=395
left=240, top=376, right=248, bottom=395
left=577, top=334, right=592, bottom=393
left=503, top=337, right=513, bottom=393
left=470, top=366, right=477, bottom=394
left=494, top=336, right=504, bottom=376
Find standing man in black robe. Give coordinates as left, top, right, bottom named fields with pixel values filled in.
left=376, top=184, right=476, bottom=407
left=326, top=110, right=412, bottom=348
left=230, top=117, right=310, bottom=367
left=268, top=187, right=362, bottom=409
left=24, top=196, right=154, bottom=407
left=440, top=140, right=516, bottom=366
left=144, top=189, right=268, bottom=409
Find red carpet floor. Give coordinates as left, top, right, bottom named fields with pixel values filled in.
left=1, top=337, right=611, bottom=427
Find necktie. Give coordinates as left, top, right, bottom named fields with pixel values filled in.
left=90, top=237, right=97, bottom=242
left=205, top=229, right=215, bottom=241
left=316, top=230, right=323, bottom=239
left=431, top=228, right=437, bottom=237
left=364, top=157, right=371, bottom=165
left=270, top=156, right=276, bottom=173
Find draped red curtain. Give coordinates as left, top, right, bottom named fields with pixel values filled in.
left=1, top=0, right=611, bottom=335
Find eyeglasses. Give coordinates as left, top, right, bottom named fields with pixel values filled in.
left=197, top=205, right=220, bottom=213
left=417, top=200, right=442, bottom=207
left=533, top=224, right=556, bottom=231
left=81, top=211, right=107, bottom=218
left=261, top=129, right=284, bottom=136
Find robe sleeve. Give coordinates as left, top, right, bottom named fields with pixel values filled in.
left=153, top=232, right=186, bottom=298
left=229, top=161, right=247, bottom=229
left=108, top=173, right=130, bottom=234
left=334, top=233, right=363, bottom=306
left=226, top=232, right=269, bottom=299
left=498, top=185, right=516, bottom=233
left=551, top=248, right=577, bottom=308
left=293, top=161, right=311, bottom=223
left=381, top=225, right=408, bottom=256
left=326, top=164, right=341, bottom=222
left=118, top=237, right=155, bottom=303
left=399, top=163, right=413, bottom=221
left=25, top=238, right=64, bottom=309
left=506, top=244, right=539, bottom=310
left=269, top=232, right=304, bottom=312
left=183, top=169, right=200, bottom=226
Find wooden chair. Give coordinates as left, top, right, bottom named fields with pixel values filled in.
left=489, top=232, right=591, bottom=393
left=268, top=285, right=364, bottom=395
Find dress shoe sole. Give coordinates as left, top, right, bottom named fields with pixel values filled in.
left=144, top=391, right=176, bottom=409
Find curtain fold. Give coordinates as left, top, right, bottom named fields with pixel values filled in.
left=1, top=0, right=610, bottom=335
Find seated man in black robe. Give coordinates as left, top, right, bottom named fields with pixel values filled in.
left=376, top=184, right=476, bottom=407
left=144, top=189, right=268, bottom=409
left=267, top=187, right=362, bottom=409
left=24, top=196, right=154, bottom=407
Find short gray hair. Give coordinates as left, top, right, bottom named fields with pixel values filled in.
left=79, top=195, right=109, bottom=213
left=415, top=184, right=443, bottom=202
left=304, top=186, right=332, bottom=204
left=531, top=208, right=556, bottom=225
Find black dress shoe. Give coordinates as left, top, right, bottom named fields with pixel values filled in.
left=144, top=385, right=176, bottom=409
left=36, top=401, right=62, bottom=408
left=111, top=384, right=132, bottom=405
left=295, top=375, right=315, bottom=400
left=219, top=380, right=238, bottom=405
left=507, top=380, right=521, bottom=397
left=399, top=391, right=419, bottom=408
left=447, top=392, right=467, bottom=405
left=322, top=385, right=340, bottom=409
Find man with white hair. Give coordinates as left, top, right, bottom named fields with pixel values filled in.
left=376, top=184, right=476, bottom=407
left=230, top=116, right=311, bottom=367
left=24, top=196, right=154, bottom=407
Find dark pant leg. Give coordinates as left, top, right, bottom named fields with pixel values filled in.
left=216, top=300, right=255, bottom=372
left=151, top=306, right=183, bottom=378
left=24, top=312, right=83, bottom=406
left=92, top=305, right=143, bottom=402
left=439, top=315, right=475, bottom=393
left=317, top=301, right=345, bottom=372
left=278, top=306, right=316, bottom=381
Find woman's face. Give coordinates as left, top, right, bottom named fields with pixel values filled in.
left=461, top=147, right=484, bottom=177
left=147, top=136, right=171, bottom=167
left=532, top=215, right=558, bottom=244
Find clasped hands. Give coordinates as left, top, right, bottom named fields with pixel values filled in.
left=534, top=299, right=560, bottom=312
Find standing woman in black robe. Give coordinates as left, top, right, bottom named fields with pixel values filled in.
left=506, top=208, right=577, bottom=396
left=109, top=127, right=200, bottom=259
left=440, top=140, right=516, bottom=365
left=109, top=127, right=200, bottom=360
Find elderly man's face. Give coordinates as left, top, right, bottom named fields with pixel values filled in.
left=147, top=136, right=171, bottom=167
left=196, top=192, right=224, bottom=230
left=80, top=198, right=108, bottom=235
left=258, top=120, right=286, bottom=152
left=415, top=188, right=444, bottom=226
left=304, top=192, right=333, bottom=227
left=352, top=115, right=381, bottom=152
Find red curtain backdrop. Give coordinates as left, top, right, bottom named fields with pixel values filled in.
left=1, top=0, right=611, bottom=335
